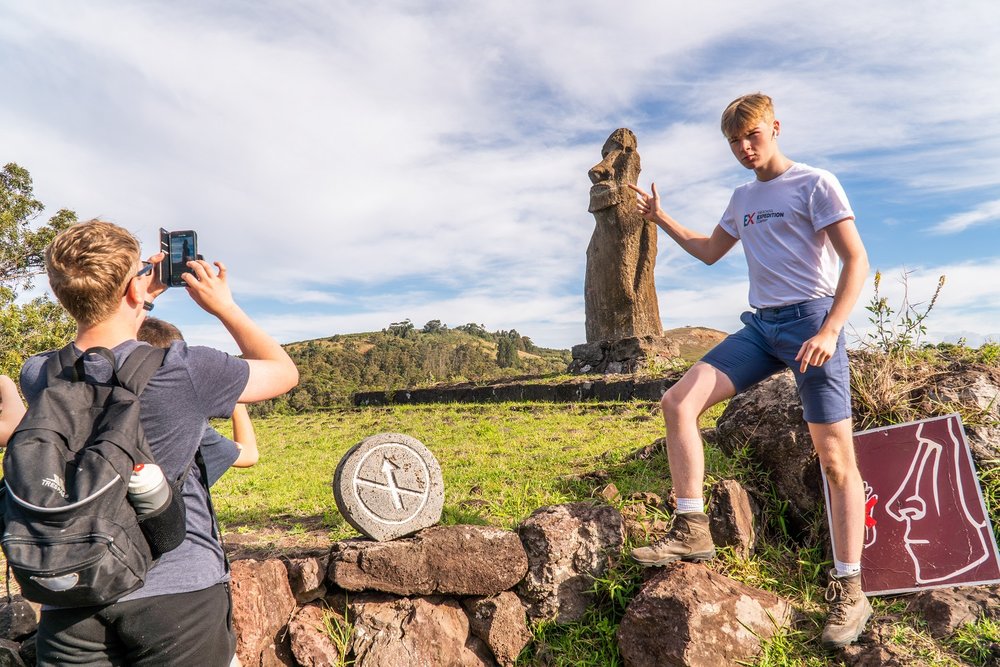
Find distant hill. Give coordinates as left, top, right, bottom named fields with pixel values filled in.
left=660, top=326, right=729, bottom=362
left=250, top=321, right=572, bottom=414
left=249, top=322, right=728, bottom=415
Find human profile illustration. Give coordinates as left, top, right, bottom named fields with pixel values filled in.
left=825, top=414, right=1000, bottom=594
left=883, top=419, right=992, bottom=584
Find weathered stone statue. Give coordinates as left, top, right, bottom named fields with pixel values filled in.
left=584, top=128, right=663, bottom=342
left=571, top=129, right=678, bottom=374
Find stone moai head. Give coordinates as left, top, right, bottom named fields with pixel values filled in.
left=587, top=128, right=640, bottom=213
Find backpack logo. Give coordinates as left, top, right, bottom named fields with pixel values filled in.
left=41, top=474, right=68, bottom=499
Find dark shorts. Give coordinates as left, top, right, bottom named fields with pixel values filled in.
left=35, top=583, right=236, bottom=667
left=701, top=297, right=851, bottom=424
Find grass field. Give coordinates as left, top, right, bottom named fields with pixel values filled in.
left=211, top=401, right=1000, bottom=666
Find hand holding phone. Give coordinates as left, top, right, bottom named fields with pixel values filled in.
left=158, top=228, right=200, bottom=288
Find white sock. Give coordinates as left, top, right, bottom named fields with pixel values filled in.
left=675, top=497, right=705, bottom=514
left=834, top=560, right=861, bottom=578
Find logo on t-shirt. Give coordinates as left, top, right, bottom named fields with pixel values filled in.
left=743, top=208, right=786, bottom=227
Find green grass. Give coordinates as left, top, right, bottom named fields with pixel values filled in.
left=202, top=400, right=995, bottom=665
left=212, top=402, right=678, bottom=536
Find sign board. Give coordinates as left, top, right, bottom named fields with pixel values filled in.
left=824, top=414, right=1000, bottom=595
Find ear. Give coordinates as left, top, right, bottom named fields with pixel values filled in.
left=772, top=119, right=781, bottom=138
left=124, top=274, right=145, bottom=310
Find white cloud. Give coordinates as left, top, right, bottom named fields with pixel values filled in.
left=930, top=200, right=1000, bottom=235
left=3, top=1, right=1000, bottom=353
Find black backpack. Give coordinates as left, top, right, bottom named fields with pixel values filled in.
left=0, top=344, right=188, bottom=606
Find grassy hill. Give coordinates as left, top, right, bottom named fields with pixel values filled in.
left=253, top=323, right=730, bottom=415
left=251, top=322, right=572, bottom=414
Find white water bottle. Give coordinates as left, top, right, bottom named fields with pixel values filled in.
left=128, top=463, right=171, bottom=517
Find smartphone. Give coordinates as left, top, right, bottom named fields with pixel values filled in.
left=158, top=228, right=199, bottom=287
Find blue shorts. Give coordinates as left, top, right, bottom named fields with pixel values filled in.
left=701, top=297, right=851, bottom=424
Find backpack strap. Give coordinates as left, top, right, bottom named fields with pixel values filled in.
left=44, top=344, right=83, bottom=385
left=43, top=344, right=164, bottom=392
left=115, top=345, right=168, bottom=396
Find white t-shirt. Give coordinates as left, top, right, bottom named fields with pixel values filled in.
left=719, top=162, right=854, bottom=309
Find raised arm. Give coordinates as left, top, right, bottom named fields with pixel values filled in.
left=628, top=183, right=738, bottom=265
left=0, top=375, right=27, bottom=446
left=179, top=259, right=299, bottom=403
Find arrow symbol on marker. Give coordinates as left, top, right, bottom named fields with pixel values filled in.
left=381, top=458, right=404, bottom=510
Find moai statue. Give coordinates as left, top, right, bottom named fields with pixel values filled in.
left=584, top=128, right=663, bottom=342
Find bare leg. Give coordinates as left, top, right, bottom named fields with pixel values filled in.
left=809, top=419, right=865, bottom=564
left=660, top=362, right=737, bottom=498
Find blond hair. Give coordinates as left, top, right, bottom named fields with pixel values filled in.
left=45, top=219, right=141, bottom=326
left=721, top=93, right=775, bottom=140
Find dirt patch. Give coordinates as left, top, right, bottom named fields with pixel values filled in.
left=223, top=516, right=335, bottom=561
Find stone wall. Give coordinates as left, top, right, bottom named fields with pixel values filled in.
left=1, top=494, right=998, bottom=665
left=354, top=375, right=677, bottom=406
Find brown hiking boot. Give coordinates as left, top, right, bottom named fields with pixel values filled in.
left=821, top=570, right=873, bottom=649
left=630, top=511, right=716, bottom=567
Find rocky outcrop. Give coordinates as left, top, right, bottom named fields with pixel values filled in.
left=922, top=367, right=1000, bottom=463
left=715, top=371, right=822, bottom=529
left=328, top=525, right=527, bottom=596
left=463, top=592, right=533, bottom=667
left=904, top=585, right=1000, bottom=638
left=707, top=479, right=759, bottom=558
left=617, top=562, right=793, bottom=667
left=230, top=559, right=298, bottom=666
left=517, top=502, right=625, bottom=623
left=287, top=604, right=343, bottom=667
left=3, top=501, right=997, bottom=665
left=286, top=556, right=328, bottom=604
left=350, top=594, right=494, bottom=667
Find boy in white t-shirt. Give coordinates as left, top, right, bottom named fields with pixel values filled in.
left=628, top=93, right=871, bottom=649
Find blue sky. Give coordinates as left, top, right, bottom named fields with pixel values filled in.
left=3, top=1, right=1000, bottom=353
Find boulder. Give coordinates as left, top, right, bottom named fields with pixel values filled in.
left=349, top=593, right=494, bottom=666
left=707, top=479, right=759, bottom=558
left=285, top=556, right=328, bottom=604
left=838, top=620, right=915, bottom=666
left=923, top=368, right=1000, bottom=463
left=462, top=592, right=532, bottom=667
left=516, top=502, right=625, bottom=623
left=0, top=639, right=26, bottom=667
left=715, top=371, right=822, bottom=528
left=15, top=635, right=34, bottom=667
left=617, top=562, right=792, bottom=667
left=287, top=604, right=343, bottom=667
left=0, top=597, right=37, bottom=641
left=230, top=559, right=298, bottom=667
left=328, top=525, right=527, bottom=596
left=905, top=585, right=1000, bottom=638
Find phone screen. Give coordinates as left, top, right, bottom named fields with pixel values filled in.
left=168, top=231, right=198, bottom=286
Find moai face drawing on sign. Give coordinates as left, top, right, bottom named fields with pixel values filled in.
left=584, top=129, right=663, bottom=343
left=829, top=414, right=1000, bottom=595
left=883, top=419, right=993, bottom=584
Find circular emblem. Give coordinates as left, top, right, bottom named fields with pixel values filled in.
left=333, top=433, right=444, bottom=541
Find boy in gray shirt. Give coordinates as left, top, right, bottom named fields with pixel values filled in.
left=628, top=93, right=871, bottom=649
left=11, top=219, right=298, bottom=666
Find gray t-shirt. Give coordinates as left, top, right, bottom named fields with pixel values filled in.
left=719, top=162, right=854, bottom=309
left=20, top=339, right=249, bottom=600
left=200, top=424, right=241, bottom=487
